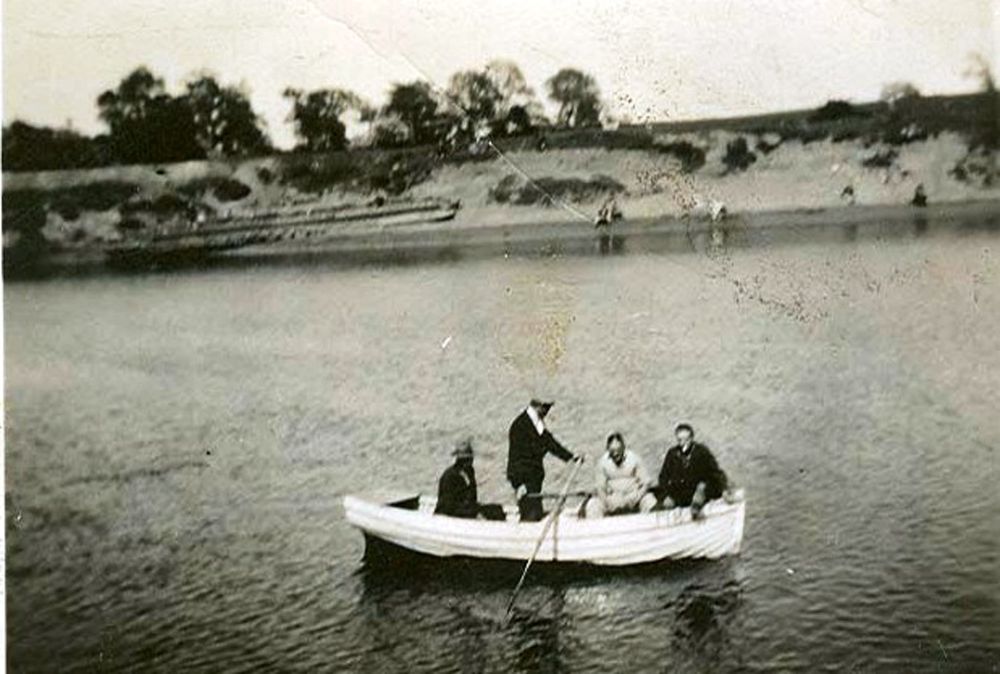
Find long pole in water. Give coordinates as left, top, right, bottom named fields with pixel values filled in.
left=503, top=457, right=586, bottom=622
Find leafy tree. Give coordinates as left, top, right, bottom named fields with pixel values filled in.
left=809, top=99, right=865, bottom=122
left=2, top=121, right=106, bottom=171
left=880, top=81, right=921, bottom=105
left=441, top=62, right=546, bottom=141
left=546, top=68, right=602, bottom=128
left=964, top=52, right=996, bottom=93
left=504, top=105, right=534, bottom=135
left=97, top=67, right=164, bottom=129
left=484, top=60, right=535, bottom=118
left=370, top=113, right=410, bottom=149
left=97, top=67, right=203, bottom=164
left=283, top=87, right=366, bottom=152
left=445, top=70, right=503, bottom=134
left=185, top=75, right=270, bottom=157
left=384, top=81, right=442, bottom=145
left=484, top=60, right=546, bottom=135
left=485, top=60, right=531, bottom=99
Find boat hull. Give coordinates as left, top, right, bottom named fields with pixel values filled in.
left=344, top=491, right=745, bottom=566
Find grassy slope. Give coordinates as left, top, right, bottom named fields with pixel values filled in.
left=3, top=93, right=997, bottom=263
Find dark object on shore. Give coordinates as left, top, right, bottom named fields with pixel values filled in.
left=755, top=135, right=782, bottom=155
left=832, top=128, right=861, bottom=143
left=536, top=136, right=549, bottom=152
left=722, top=137, right=757, bottom=174
left=882, top=123, right=928, bottom=146
left=656, top=140, right=707, bottom=173
left=213, top=179, right=253, bottom=202
left=255, top=166, right=274, bottom=184
left=862, top=148, right=898, bottom=169
left=809, top=100, right=869, bottom=123
left=841, top=185, right=856, bottom=205
left=489, top=173, right=624, bottom=207
left=176, top=177, right=252, bottom=203
left=950, top=148, right=996, bottom=188
left=911, top=184, right=928, bottom=207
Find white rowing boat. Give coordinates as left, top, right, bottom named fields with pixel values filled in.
left=343, top=490, right=745, bottom=566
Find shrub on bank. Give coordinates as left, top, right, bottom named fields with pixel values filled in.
left=654, top=141, right=707, bottom=172
left=489, top=173, right=624, bottom=206
left=5, top=182, right=140, bottom=224
left=809, top=100, right=869, bottom=123
left=861, top=148, right=898, bottom=169
left=277, top=149, right=439, bottom=195
left=950, top=147, right=996, bottom=187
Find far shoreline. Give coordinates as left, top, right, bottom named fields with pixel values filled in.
left=10, top=198, right=999, bottom=279
left=6, top=92, right=997, bottom=278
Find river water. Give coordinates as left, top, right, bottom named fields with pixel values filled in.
left=6, top=213, right=1000, bottom=672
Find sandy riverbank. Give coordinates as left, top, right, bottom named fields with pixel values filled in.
left=14, top=199, right=997, bottom=278
left=4, top=94, right=998, bottom=274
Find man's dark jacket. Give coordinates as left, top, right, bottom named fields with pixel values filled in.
left=435, top=462, right=478, bottom=518
left=655, top=442, right=728, bottom=506
left=506, top=410, right=573, bottom=490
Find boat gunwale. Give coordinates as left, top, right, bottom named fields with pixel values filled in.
left=343, top=491, right=745, bottom=541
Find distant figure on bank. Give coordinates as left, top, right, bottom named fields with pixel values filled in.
left=585, top=432, right=657, bottom=518
left=691, top=195, right=727, bottom=222
left=595, top=196, right=624, bottom=254
left=507, top=399, right=582, bottom=522
left=655, top=423, right=729, bottom=519
left=435, top=438, right=479, bottom=519
left=911, top=183, right=928, bottom=207
left=594, top=196, right=623, bottom=228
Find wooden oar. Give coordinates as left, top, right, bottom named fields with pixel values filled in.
left=526, top=490, right=591, bottom=499
left=503, top=457, right=586, bottom=623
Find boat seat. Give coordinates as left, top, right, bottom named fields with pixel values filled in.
left=417, top=495, right=522, bottom=522
left=386, top=495, right=421, bottom=511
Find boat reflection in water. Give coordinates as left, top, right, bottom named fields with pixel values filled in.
left=352, top=558, right=746, bottom=673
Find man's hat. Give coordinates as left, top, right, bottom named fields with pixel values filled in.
left=452, top=437, right=474, bottom=458
left=529, top=398, right=555, bottom=411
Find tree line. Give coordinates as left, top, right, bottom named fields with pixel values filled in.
left=2, top=60, right=603, bottom=171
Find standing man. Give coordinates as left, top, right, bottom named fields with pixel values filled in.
left=435, top=438, right=479, bottom=519
left=507, top=399, right=582, bottom=522
left=655, top=423, right=729, bottom=519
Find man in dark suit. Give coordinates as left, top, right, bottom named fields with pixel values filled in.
left=435, top=438, right=479, bottom=519
left=506, top=399, right=581, bottom=521
left=654, top=423, right=729, bottom=519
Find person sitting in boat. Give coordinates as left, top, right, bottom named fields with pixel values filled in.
left=585, top=432, right=657, bottom=518
left=507, top=399, right=583, bottom=522
left=654, top=423, right=728, bottom=519
left=434, top=438, right=479, bottom=519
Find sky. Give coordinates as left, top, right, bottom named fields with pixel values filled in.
left=3, top=0, right=997, bottom=149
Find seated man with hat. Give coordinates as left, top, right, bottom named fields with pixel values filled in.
left=434, top=438, right=480, bottom=519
